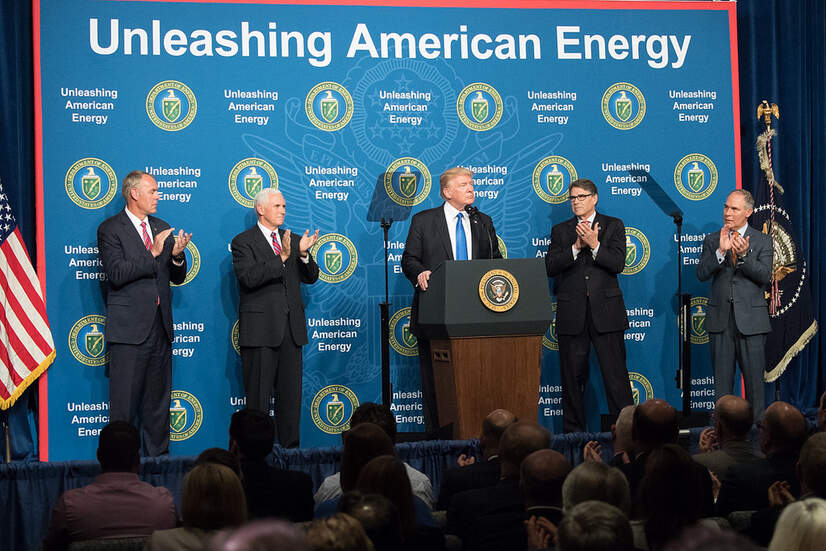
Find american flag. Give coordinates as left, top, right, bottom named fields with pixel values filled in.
left=0, top=182, right=55, bottom=410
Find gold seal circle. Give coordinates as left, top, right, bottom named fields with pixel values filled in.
left=478, top=269, right=520, bottom=312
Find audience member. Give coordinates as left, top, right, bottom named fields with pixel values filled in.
left=768, top=497, right=826, bottom=551
left=693, top=395, right=762, bottom=483
left=818, top=390, right=826, bottom=433
left=42, top=421, right=177, bottom=550
left=556, top=501, right=634, bottom=551
left=209, top=519, right=309, bottom=551
left=196, top=447, right=242, bottom=477
left=338, top=492, right=403, bottom=551
left=716, top=400, right=807, bottom=514
left=314, top=402, right=433, bottom=508
left=661, top=524, right=761, bottom=551
left=583, top=404, right=635, bottom=465
left=146, top=463, right=247, bottom=551
left=229, top=409, right=314, bottom=521
left=305, top=513, right=374, bottom=551
left=521, top=449, right=572, bottom=524
left=437, top=408, right=517, bottom=509
left=561, top=461, right=631, bottom=515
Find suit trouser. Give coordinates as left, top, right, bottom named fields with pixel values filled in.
left=558, top=301, right=633, bottom=433
left=108, top=308, right=172, bottom=457
left=416, top=337, right=439, bottom=434
left=710, top=303, right=767, bottom=419
left=241, top=327, right=303, bottom=448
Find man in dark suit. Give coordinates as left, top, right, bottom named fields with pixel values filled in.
left=401, top=167, right=502, bottom=434
left=545, top=179, right=632, bottom=433
left=98, top=170, right=190, bottom=457
left=229, top=408, right=314, bottom=521
left=231, top=188, right=319, bottom=448
left=697, top=189, right=772, bottom=418
left=693, top=395, right=763, bottom=483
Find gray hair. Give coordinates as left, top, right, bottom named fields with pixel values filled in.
left=562, top=461, right=631, bottom=515
left=121, top=170, right=150, bottom=202
left=253, top=187, right=282, bottom=210
left=769, top=498, right=826, bottom=551
left=728, top=189, right=755, bottom=209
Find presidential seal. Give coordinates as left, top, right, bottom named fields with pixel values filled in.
left=532, top=156, right=578, bottom=204
left=146, top=80, right=197, bottom=131
left=601, top=82, right=646, bottom=130
left=68, top=314, right=108, bottom=367
left=169, top=390, right=203, bottom=441
left=542, top=302, right=559, bottom=351
left=628, top=372, right=654, bottom=405
left=622, top=227, right=651, bottom=276
left=389, top=307, right=417, bottom=357
left=479, top=269, right=519, bottom=312
left=231, top=319, right=240, bottom=356
left=305, top=82, right=354, bottom=131
left=65, top=158, right=117, bottom=210
left=310, top=233, right=358, bottom=284
left=457, top=83, right=503, bottom=131
left=311, top=384, right=360, bottom=434
left=674, top=154, right=718, bottom=201
left=688, top=296, right=709, bottom=345
left=170, top=240, right=200, bottom=287
left=228, top=158, right=279, bottom=208
left=383, top=158, right=432, bottom=207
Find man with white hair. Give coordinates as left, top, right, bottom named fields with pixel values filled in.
left=231, top=188, right=319, bottom=447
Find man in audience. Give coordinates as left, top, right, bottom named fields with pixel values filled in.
left=446, top=421, right=551, bottom=551
left=693, top=395, right=763, bottom=483
left=556, top=501, right=634, bottom=551
left=521, top=449, right=572, bottom=524
left=314, top=402, right=433, bottom=508
left=716, top=400, right=807, bottom=514
left=437, top=408, right=517, bottom=509
left=229, top=408, right=314, bottom=521
left=337, top=492, right=403, bottom=551
left=618, top=398, right=680, bottom=499
left=561, top=461, right=631, bottom=515
left=42, top=421, right=177, bottom=550
left=583, top=404, right=635, bottom=465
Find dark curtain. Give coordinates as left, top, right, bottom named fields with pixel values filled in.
left=736, top=0, right=826, bottom=406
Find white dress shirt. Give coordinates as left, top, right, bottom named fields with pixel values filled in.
left=572, top=211, right=600, bottom=259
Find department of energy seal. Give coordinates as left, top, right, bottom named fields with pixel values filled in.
left=622, top=227, right=651, bottom=276
left=628, top=372, right=654, bottom=405
left=228, top=158, right=279, bottom=208
left=169, top=390, right=203, bottom=441
left=688, top=296, right=709, bottom=345
left=479, top=269, right=519, bottom=312
left=457, top=83, right=503, bottom=131
left=65, top=158, right=117, bottom=210
left=231, top=320, right=240, bottom=355
left=310, top=234, right=358, bottom=284
left=305, top=82, right=354, bottom=131
left=542, top=302, right=558, bottom=351
left=311, top=384, right=360, bottom=434
left=601, top=82, right=646, bottom=130
left=389, top=307, right=417, bottom=357
left=68, top=314, right=108, bottom=367
left=170, top=240, right=200, bottom=287
left=146, top=80, right=197, bottom=131
left=497, top=236, right=508, bottom=259
left=674, top=154, right=718, bottom=201
left=532, top=156, right=578, bottom=204
left=383, top=158, right=432, bottom=206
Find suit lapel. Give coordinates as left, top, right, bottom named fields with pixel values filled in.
left=436, top=205, right=454, bottom=261
left=119, top=211, right=152, bottom=257
left=470, top=214, right=482, bottom=259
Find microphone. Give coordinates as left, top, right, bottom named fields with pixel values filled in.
left=464, top=205, right=494, bottom=258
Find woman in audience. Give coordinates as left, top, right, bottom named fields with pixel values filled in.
left=305, top=513, right=374, bottom=551
left=146, top=463, right=247, bottom=551
left=768, top=497, right=826, bottom=551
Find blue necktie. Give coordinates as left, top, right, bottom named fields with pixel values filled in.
left=455, top=212, right=468, bottom=260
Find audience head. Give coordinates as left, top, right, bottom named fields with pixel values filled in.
left=520, top=449, right=571, bottom=509
left=196, top=447, right=242, bottom=478
left=349, top=402, right=397, bottom=442
left=612, top=405, right=636, bottom=457
left=561, top=461, right=631, bottom=515
left=182, top=463, right=247, bottom=530
left=97, top=421, right=140, bottom=473
left=340, top=423, right=395, bottom=493
left=633, top=399, right=679, bottom=452
left=355, top=455, right=415, bottom=538
left=818, top=390, right=826, bottom=432
left=210, top=519, right=309, bottom=551
left=662, top=523, right=761, bottom=551
left=479, top=408, right=517, bottom=457
left=229, top=409, right=275, bottom=461
left=305, top=513, right=374, bottom=551
left=713, top=395, right=753, bottom=442
left=338, top=492, right=402, bottom=551
left=799, top=432, right=826, bottom=497
left=499, top=421, right=551, bottom=477
left=759, top=401, right=807, bottom=456
left=556, top=501, right=633, bottom=551
left=768, top=497, right=826, bottom=551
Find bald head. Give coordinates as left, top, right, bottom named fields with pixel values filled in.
left=761, top=401, right=807, bottom=455
left=480, top=409, right=517, bottom=457
left=633, top=399, right=679, bottom=451
left=715, top=395, right=753, bottom=441
left=520, top=449, right=571, bottom=508
left=500, top=422, right=551, bottom=476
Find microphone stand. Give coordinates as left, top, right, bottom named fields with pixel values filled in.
left=464, top=205, right=492, bottom=255
left=380, top=218, right=393, bottom=406
left=672, top=213, right=692, bottom=416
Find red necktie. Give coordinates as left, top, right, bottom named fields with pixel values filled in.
left=140, top=221, right=151, bottom=250
left=271, top=231, right=282, bottom=255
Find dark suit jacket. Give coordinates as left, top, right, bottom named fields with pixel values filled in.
left=446, top=477, right=524, bottom=551
left=692, top=439, right=764, bottom=482
left=696, top=225, right=772, bottom=335
left=401, top=204, right=501, bottom=335
left=240, top=458, right=314, bottom=522
left=231, top=226, right=319, bottom=347
left=716, top=450, right=800, bottom=515
left=97, top=210, right=187, bottom=344
left=545, top=213, right=628, bottom=334
left=436, top=457, right=501, bottom=510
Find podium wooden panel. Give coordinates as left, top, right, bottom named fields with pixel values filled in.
left=430, top=335, right=542, bottom=439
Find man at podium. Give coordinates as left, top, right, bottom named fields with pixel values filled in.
left=545, top=179, right=633, bottom=433
left=401, top=167, right=502, bottom=434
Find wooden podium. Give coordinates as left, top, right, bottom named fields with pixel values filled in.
left=417, top=259, right=553, bottom=439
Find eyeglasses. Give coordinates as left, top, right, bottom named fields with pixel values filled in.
left=569, top=193, right=595, bottom=203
